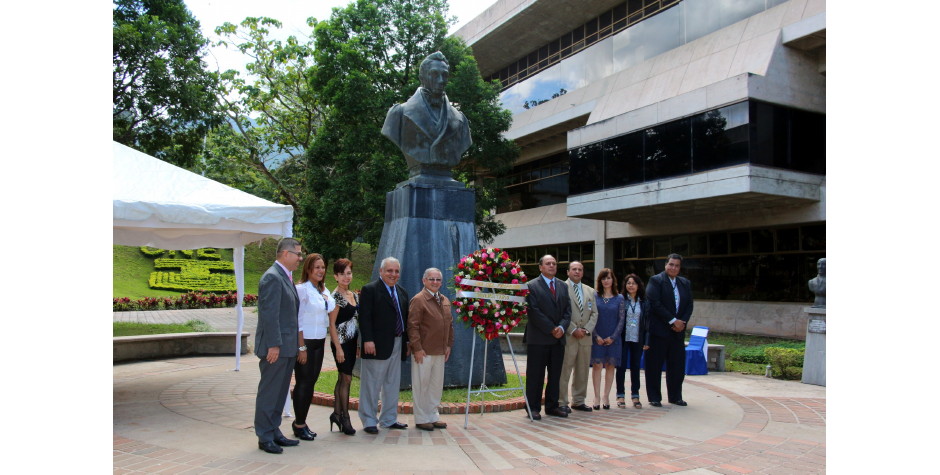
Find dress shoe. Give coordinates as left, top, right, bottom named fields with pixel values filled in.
left=385, top=422, right=408, bottom=430
left=546, top=408, right=569, bottom=418
left=293, top=423, right=316, bottom=441
left=432, top=421, right=447, bottom=428
left=650, top=401, right=663, bottom=407
left=274, top=435, right=300, bottom=447
left=560, top=405, right=571, bottom=414
left=670, top=400, right=688, bottom=406
left=364, top=426, right=379, bottom=434
left=258, top=441, right=283, bottom=454
left=571, top=404, right=593, bottom=412
left=526, top=412, right=542, bottom=420
left=416, top=423, right=435, bottom=431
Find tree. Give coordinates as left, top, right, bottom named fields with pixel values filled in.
left=301, top=0, right=517, bottom=260
left=207, top=17, right=323, bottom=215
left=113, top=0, right=222, bottom=167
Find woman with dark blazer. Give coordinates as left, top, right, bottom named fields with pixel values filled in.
left=615, top=273, right=649, bottom=409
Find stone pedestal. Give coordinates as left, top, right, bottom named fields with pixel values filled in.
left=371, top=176, right=507, bottom=389
left=801, top=307, right=826, bottom=386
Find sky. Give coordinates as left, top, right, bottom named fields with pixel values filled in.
left=186, top=0, right=497, bottom=76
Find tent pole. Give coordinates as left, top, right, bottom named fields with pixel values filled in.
left=234, top=246, right=245, bottom=371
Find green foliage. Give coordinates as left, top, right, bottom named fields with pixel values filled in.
left=150, top=258, right=236, bottom=292
left=201, top=16, right=323, bottom=215
left=113, top=0, right=222, bottom=167
left=113, top=319, right=212, bottom=336
left=140, top=246, right=166, bottom=257
left=196, top=248, right=221, bottom=260
left=729, top=341, right=805, bottom=365
left=764, top=347, right=805, bottom=379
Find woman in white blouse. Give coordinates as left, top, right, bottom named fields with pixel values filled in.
left=291, top=253, right=338, bottom=441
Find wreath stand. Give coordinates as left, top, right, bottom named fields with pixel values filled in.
left=463, top=332, right=533, bottom=428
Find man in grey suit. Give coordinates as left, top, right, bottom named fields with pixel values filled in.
left=358, top=257, right=410, bottom=434
left=253, top=238, right=305, bottom=454
left=523, top=254, right=571, bottom=419
left=559, top=261, right=598, bottom=413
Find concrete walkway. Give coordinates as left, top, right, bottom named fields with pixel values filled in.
left=114, top=309, right=825, bottom=473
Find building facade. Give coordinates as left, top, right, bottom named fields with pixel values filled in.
left=456, top=0, right=826, bottom=339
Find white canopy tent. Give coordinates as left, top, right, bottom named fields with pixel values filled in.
left=113, top=141, right=294, bottom=370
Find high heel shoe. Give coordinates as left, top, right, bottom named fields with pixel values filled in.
left=340, top=412, right=356, bottom=435
left=292, top=422, right=316, bottom=441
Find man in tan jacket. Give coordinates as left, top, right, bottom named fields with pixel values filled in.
left=559, top=261, right=598, bottom=413
left=407, top=268, right=455, bottom=430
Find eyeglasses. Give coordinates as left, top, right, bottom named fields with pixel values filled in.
left=426, top=278, right=443, bottom=282
left=286, top=250, right=304, bottom=259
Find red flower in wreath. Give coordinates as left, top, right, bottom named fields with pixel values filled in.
left=452, top=248, right=529, bottom=341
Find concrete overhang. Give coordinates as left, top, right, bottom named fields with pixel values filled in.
left=566, top=165, right=824, bottom=222
left=454, top=0, right=626, bottom=77
left=782, top=12, right=825, bottom=51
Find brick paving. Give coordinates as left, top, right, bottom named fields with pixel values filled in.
left=114, top=309, right=825, bottom=473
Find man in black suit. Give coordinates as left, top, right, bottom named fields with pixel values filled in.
left=523, top=254, right=571, bottom=419
left=253, top=238, right=304, bottom=454
left=645, top=253, right=693, bottom=407
left=358, top=257, right=410, bottom=434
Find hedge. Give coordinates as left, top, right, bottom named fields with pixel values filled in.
left=729, top=341, right=805, bottom=365
left=113, top=291, right=258, bottom=311
left=765, top=347, right=804, bottom=380
left=150, top=258, right=236, bottom=292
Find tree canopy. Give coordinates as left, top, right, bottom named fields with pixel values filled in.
left=113, top=0, right=222, bottom=167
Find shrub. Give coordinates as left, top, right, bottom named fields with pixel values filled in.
left=196, top=248, right=222, bottom=260
left=149, top=258, right=236, bottom=292
left=729, top=341, right=805, bottom=365
left=112, top=292, right=258, bottom=311
left=764, top=347, right=804, bottom=380
left=140, top=246, right=166, bottom=257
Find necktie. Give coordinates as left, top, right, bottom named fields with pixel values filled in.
left=549, top=279, right=556, bottom=297
left=672, top=279, right=679, bottom=313
left=390, top=286, right=403, bottom=336
left=575, top=283, right=583, bottom=311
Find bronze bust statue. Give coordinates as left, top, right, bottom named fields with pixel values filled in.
left=382, top=52, right=472, bottom=179
left=808, top=258, right=826, bottom=308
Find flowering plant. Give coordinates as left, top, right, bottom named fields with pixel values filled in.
left=452, top=248, right=529, bottom=340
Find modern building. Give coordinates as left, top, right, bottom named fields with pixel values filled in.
left=455, top=0, right=825, bottom=339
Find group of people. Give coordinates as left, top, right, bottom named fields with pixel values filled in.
left=252, top=239, right=454, bottom=454
left=523, top=253, right=694, bottom=420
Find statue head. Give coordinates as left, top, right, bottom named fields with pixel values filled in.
left=817, top=258, right=826, bottom=277
left=419, top=51, right=449, bottom=96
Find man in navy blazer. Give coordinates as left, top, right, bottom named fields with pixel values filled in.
left=358, top=257, right=410, bottom=434
left=253, top=238, right=304, bottom=454
left=644, top=253, right=693, bottom=407
left=523, top=255, right=571, bottom=419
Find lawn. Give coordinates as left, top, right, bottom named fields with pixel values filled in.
left=315, top=370, right=526, bottom=403
left=113, top=320, right=212, bottom=336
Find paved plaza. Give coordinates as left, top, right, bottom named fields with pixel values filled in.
left=114, top=308, right=825, bottom=473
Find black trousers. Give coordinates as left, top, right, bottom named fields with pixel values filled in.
left=292, top=338, right=325, bottom=426
left=525, top=341, right=565, bottom=414
left=644, top=334, right=686, bottom=403
left=616, top=341, right=643, bottom=398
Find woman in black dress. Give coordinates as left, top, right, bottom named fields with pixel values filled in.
left=328, top=258, right=359, bottom=435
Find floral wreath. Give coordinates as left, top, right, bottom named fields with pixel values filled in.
left=452, top=248, right=529, bottom=340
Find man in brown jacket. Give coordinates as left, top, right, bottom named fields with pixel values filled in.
left=407, top=268, right=455, bottom=431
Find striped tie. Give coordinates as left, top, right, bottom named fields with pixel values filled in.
left=575, top=283, right=583, bottom=311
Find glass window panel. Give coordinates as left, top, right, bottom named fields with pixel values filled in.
left=581, top=243, right=595, bottom=261
left=556, top=245, right=568, bottom=263
left=569, top=144, right=601, bottom=195
left=549, top=39, right=560, bottom=55
left=790, top=108, right=826, bottom=174
left=600, top=10, right=612, bottom=28
left=560, top=32, right=571, bottom=49
left=613, top=3, right=627, bottom=22
left=692, top=101, right=749, bottom=172
left=776, top=228, right=800, bottom=252
left=709, top=233, right=728, bottom=255
left=690, top=234, right=708, bottom=256
left=628, top=0, right=644, bottom=16
left=752, top=229, right=774, bottom=253
left=638, top=238, right=654, bottom=258
left=572, top=24, right=584, bottom=42
left=729, top=231, right=750, bottom=254
left=625, top=239, right=638, bottom=259
left=585, top=18, right=598, bottom=36
left=654, top=237, right=671, bottom=257
left=801, top=223, right=826, bottom=251
left=644, top=118, right=691, bottom=181
left=569, top=245, right=581, bottom=263
left=671, top=235, right=690, bottom=257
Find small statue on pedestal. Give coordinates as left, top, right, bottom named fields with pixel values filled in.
left=808, top=258, right=826, bottom=308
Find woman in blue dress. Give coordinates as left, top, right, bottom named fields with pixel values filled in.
left=591, top=268, right=625, bottom=410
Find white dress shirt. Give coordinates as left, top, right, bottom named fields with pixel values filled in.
left=296, top=281, right=336, bottom=339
